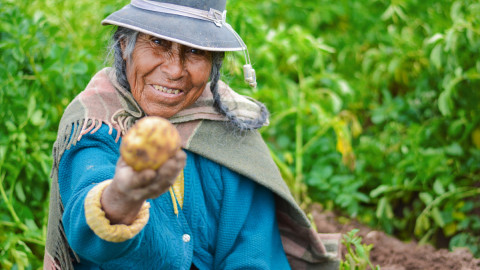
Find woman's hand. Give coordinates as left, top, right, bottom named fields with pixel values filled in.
left=101, top=149, right=187, bottom=225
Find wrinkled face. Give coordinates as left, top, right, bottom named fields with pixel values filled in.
left=125, top=33, right=212, bottom=118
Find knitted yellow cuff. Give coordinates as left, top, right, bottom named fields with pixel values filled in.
left=84, top=180, right=150, bottom=243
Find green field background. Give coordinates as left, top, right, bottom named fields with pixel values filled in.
left=1, top=0, right=479, bottom=268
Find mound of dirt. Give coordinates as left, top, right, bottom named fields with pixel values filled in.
left=310, top=204, right=480, bottom=270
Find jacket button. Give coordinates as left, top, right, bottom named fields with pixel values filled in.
left=182, top=234, right=191, bottom=243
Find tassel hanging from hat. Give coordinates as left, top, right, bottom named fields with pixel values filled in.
left=243, top=64, right=256, bottom=88
left=239, top=41, right=257, bottom=88
left=224, top=23, right=257, bottom=88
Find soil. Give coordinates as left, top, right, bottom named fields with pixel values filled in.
left=310, top=204, right=480, bottom=270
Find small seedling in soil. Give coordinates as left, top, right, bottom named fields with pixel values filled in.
left=340, top=229, right=380, bottom=270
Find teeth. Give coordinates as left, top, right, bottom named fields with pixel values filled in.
left=153, top=85, right=180, bottom=94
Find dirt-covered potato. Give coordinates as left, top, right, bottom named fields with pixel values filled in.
left=120, top=116, right=181, bottom=171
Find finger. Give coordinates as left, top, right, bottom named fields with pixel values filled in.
left=158, top=150, right=186, bottom=172
left=158, top=158, right=184, bottom=180
left=175, top=150, right=187, bottom=168
left=125, top=150, right=186, bottom=195
left=174, top=149, right=186, bottom=161
left=165, top=150, right=186, bottom=173
left=133, top=169, right=157, bottom=187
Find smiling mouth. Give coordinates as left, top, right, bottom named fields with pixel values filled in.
left=153, top=85, right=182, bottom=95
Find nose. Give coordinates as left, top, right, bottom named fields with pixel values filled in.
left=161, top=46, right=185, bottom=81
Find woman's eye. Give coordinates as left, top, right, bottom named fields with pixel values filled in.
left=189, top=48, right=205, bottom=55
left=151, top=38, right=166, bottom=46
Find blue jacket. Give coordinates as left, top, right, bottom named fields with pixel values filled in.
left=59, top=125, right=291, bottom=269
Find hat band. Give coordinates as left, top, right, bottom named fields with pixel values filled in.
left=130, top=0, right=226, bottom=27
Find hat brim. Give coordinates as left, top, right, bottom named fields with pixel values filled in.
left=102, top=4, right=246, bottom=52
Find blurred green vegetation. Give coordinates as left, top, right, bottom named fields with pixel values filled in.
left=1, top=0, right=479, bottom=268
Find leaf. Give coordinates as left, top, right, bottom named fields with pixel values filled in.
left=353, top=241, right=367, bottom=260
left=432, top=207, right=445, bottom=227
left=27, top=96, right=36, bottom=119
left=449, top=233, right=469, bottom=250
left=376, top=197, right=386, bottom=218
left=444, top=223, right=457, bottom=236
left=350, top=118, right=362, bottom=138
left=25, top=219, right=39, bottom=230
left=15, top=182, right=26, bottom=203
left=393, top=6, right=407, bottom=21
left=384, top=198, right=393, bottom=219
left=337, top=80, right=353, bottom=96
left=445, top=143, right=463, bottom=156
left=328, top=91, right=343, bottom=114
left=438, top=89, right=453, bottom=116
left=11, top=47, right=23, bottom=62
left=30, top=110, right=44, bottom=126
left=452, top=211, right=466, bottom=221
left=430, top=44, right=443, bottom=70
left=448, top=120, right=464, bottom=137
left=33, top=10, right=45, bottom=24
left=433, top=180, right=445, bottom=195
left=472, top=127, right=480, bottom=149
left=415, top=215, right=430, bottom=235
left=381, top=5, right=394, bottom=21
left=317, top=43, right=336, bottom=54
left=353, top=192, right=370, bottom=203
left=0, top=146, right=6, bottom=164
left=370, top=112, right=385, bottom=124
left=426, top=33, right=444, bottom=45
left=72, top=62, right=88, bottom=74
left=450, top=1, right=463, bottom=22
left=316, top=165, right=333, bottom=179
left=370, top=185, right=390, bottom=198
left=419, top=192, right=433, bottom=205
left=5, top=121, right=16, bottom=132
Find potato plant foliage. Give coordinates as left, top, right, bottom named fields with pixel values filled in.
left=1, top=0, right=479, bottom=268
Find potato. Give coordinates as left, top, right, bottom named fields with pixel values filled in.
left=120, top=116, right=181, bottom=171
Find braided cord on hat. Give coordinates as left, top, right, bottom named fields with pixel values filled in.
left=131, top=0, right=226, bottom=27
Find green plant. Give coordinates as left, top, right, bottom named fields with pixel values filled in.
left=0, top=0, right=123, bottom=268
left=2, top=0, right=480, bottom=268
left=340, top=229, right=380, bottom=270
left=230, top=0, right=480, bottom=257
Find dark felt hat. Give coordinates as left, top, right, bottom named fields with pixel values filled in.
left=102, top=0, right=246, bottom=52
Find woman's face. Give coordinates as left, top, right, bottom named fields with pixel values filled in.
left=125, top=33, right=212, bottom=118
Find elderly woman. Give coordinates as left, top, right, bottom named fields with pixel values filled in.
left=44, top=0, right=340, bottom=269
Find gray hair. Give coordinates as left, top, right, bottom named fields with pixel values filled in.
left=108, top=26, right=269, bottom=131
left=108, top=27, right=138, bottom=91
